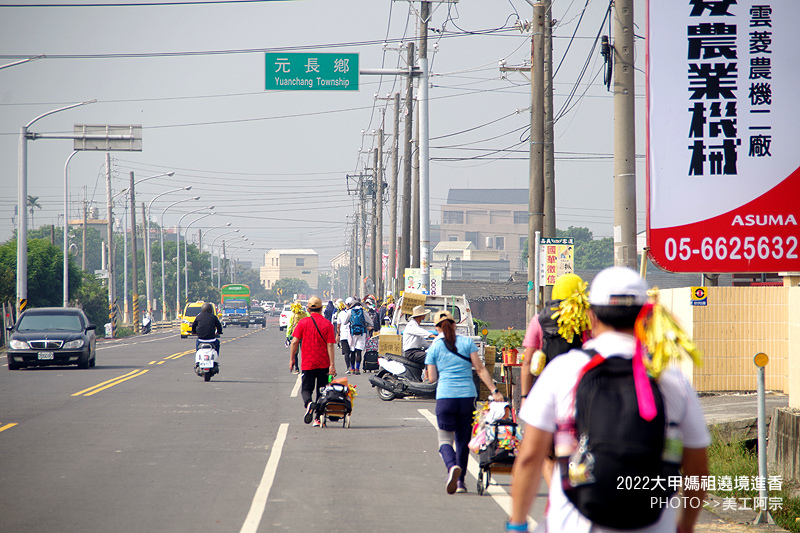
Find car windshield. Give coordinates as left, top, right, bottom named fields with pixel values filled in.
left=18, top=313, right=83, bottom=332
left=418, top=303, right=462, bottom=324
left=183, top=306, right=203, bottom=318
left=224, top=300, right=247, bottom=309
left=282, top=305, right=292, bottom=312
left=251, top=307, right=264, bottom=314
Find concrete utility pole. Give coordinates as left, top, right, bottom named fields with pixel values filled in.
left=412, top=100, right=420, bottom=269
left=140, top=203, right=148, bottom=315
left=613, top=0, right=637, bottom=269
left=389, top=93, right=400, bottom=296
left=129, top=172, right=140, bottom=333
left=105, top=153, right=117, bottom=336
left=360, top=177, right=368, bottom=297
left=375, top=133, right=384, bottom=299
left=351, top=216, right=358, bottom=296
left=399, top=42, right=415, bottom=290
left=81, top=191, right=87, bottom=271
left=527, top=3, right=545, bottom=323
left=370, top=155, right=378, bottom=293
left=542, top=0, right=556, bottom=302
left=418, top=0, right=431, bottom=291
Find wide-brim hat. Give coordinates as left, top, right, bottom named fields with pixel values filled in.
left=433, top=310, right=456, bottom=326
left=410, top=305, right=429, bottom=319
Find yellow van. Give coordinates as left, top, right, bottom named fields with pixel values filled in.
left=180, top=301, right=217, bottom=338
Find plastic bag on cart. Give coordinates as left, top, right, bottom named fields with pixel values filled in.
left=470, top=401, right=514, bottom=453
left=479, top=420, right=521, bottom=467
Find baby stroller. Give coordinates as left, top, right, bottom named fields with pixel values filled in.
left=317, top=379, right=353, bottom=428
left=470, top=402, right=521, bottom=495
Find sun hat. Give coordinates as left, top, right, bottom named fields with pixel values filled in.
left=588, top=266, right=648, bottom=307
left=433, top=310, right=456, bottom=327
left=551, top=273, right=584, bottom=300
left=410, top=305, right=429, bottom=319
left=307, top=296, right=323, bottom=310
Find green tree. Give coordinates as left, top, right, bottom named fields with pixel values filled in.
left=233, top=265, right=267, bottom=301
left=0, top=238, right=83, bottom=307
left=27, top=195, right=42, bottom=228
left=520, top=226, right=614, bottom=271
left=318, top=272, right=331, bottom=293
left=556, top=226, right=614, bottom=270
left=74, top=270, right=109, bottom=326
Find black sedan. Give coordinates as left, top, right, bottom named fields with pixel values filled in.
left=6, top=307, right=97, bottom=370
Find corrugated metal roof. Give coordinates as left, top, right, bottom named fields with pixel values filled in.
left=446, top=189, right=528, bottom=205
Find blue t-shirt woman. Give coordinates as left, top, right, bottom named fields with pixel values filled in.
left=425, top=310, right=504, bottom=494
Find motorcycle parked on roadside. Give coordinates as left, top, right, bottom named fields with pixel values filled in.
left=194, top=342, right=220, bottom=382
left=368, top=352, right=436, bottom=401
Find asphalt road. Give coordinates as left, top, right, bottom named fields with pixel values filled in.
left=0, top=319, right=541, bottom=532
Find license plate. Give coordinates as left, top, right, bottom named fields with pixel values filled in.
left=38, top=351, right=54, bottom=360
left=199, top=360, right=215, bottom=369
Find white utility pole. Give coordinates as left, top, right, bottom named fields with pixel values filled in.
left=613, top=0, right=637, bottom=269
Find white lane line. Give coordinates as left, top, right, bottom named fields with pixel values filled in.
left=418, top=408, right=536, bottom=527
left=240, top=423, right=289, bottom=533
left=290, top=374, right=301, bottom=398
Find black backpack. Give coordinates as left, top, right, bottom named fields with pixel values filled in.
left=539, top=299, right=583, bottom=365
left=561, top=351, right=680, bottom=530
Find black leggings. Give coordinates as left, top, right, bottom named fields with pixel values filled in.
left=345, top=349, right=362, bottom=370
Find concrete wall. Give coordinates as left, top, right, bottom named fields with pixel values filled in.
left=469, top=299, right=527, bottom=331
left=767, top=407, right=800, bottom=483
left=790, top=289, right=800, bottom=409
left=660, top=287, right=796, bottom=396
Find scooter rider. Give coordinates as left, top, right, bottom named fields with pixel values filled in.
left=191, top=303, right=223, bottom=355
left=403, top=305, right=436, bottom=365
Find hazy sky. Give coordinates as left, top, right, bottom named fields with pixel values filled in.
left=0, top=0, right=647, bottom=270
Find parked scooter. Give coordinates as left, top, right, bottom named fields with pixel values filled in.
left=194, top=342, right=219, bottom=382
left=368, top=353, right=436, bottom=401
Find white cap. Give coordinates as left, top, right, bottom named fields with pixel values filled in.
left=345, top=297, right=355, bottom=306
left=589, top=266, right=648, bottom=307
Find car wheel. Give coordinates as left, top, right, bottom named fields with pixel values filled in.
left=279, top=326, right=285, bottom=331
left=180, top=334, right=187, bottom=339
left=8, top=360, right=20, bottom=371
left=77, top=355, right=90, bottom=369
left=89, top=355, right=96, bottom=368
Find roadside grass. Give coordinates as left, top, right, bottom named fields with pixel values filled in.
left=706, top=426, right=800, bottom=531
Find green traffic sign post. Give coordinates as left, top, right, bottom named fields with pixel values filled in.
left=265, top=53, right=359, bottom=91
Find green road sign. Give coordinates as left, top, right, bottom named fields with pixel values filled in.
left=265, top=53, right=359, bottom=91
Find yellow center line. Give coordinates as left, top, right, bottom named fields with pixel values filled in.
left=72, top=370, right=141, bottom=396
left=83, top=369, right=150, bottom=396
left=0, top=423, right=18, bottom=433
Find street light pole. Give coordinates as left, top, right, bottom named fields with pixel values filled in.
left=210, top=229, right=240, bottom=288
left=200, top=223, right=232, bottom=282
left=176, top=206, right=214, bottom=316
left=63, top=150, right=78, bottom=307
left=184, top=212, right=214, bottom=303
left=18, top=99, right=95, bottom=314
left=145, top=183, right=187, bottom=319
left=160, top=196, right=200, bottom=321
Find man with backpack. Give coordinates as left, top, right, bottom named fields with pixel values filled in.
left=341, top=297, right=373, bottom=374
left=507, top=267, right=710, bottom=533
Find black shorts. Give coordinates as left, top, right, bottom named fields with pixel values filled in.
left=340, top=339, right=351, bottom=356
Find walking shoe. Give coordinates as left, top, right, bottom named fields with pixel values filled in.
left=345, top=369, right=351, bottom=375
left=456, top=480, right=467, bottom=493
left=446, top=465, right=462, bottom=494
left=312, top=419, right=321, bottom=427
left=303, top=402, right=316, bottom=424
left=354, top=369, right=361, bottom=375
left=291, top=368, right=300, bottom=375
